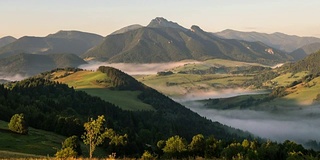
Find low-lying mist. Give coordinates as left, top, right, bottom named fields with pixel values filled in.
left=79, top=61, right=199, bottom=75
left=173, top=89, right=269, bottom=101
left=180, top=99, right=320, bottom=144
left=0, top=73, right=27, bottom=81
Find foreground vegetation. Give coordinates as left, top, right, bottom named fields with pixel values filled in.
left=0, top=67, right=248, bottom=158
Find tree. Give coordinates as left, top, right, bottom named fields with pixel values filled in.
left=8, top=113, right=28, bottom=134
left=55, top=147, right=77, bottom=158
left=81, top=115, right=127, bottom=158
left=62, top=135, right=82, bottom=156
left=189, top=134, right=205, bottom=157
left=163, top=135, right=187, bottom=158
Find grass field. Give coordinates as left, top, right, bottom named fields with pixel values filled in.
left=267, top=71, right=309, bottom=87
left=170, top=59, right=266, bottom=73
left=0, top=120, right=65, bottom=157
left=54, top=70, right=153, bottom=111
left=0, top=120, right=107, bottom=158
left=80, top=88, right=154, bottom=111
left=135, top=73, right=252, bottom=97
left=56, top=70, right=111, bottom=89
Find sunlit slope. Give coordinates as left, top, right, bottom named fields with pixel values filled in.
left=53, top=70, right=153, bottom=111
left=136, top=73, right=251, bottom=97
left=134, top=59, right=263, bottom=97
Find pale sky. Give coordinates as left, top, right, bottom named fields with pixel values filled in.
left=1, top=0, right=320, bottom=38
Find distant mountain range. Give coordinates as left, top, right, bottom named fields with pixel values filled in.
left=2, top=17, right=320, bottom=76
left=215, top=29, right=320, bottom=53
left=83, top=17, right=292, bottom=65
left=290, top=42, right=320, bottom=60
left=0, top=31, right=104, bottom=58
left=0, top=36, right=16, bottom=48
left=0, top=53, right=86, bottom=76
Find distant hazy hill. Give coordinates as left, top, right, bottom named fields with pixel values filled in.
left=0, top=53, right=86, bottom=76
left=290, top=42, right=320, bottom=60
left=111, top=24, right=143, bottom=35
left=215, top=29, right=320, bottom=52
left=0, top=31, right=103, bottom=58
left=83, top=18, right=291, bottom=65
left=0, top=36, right=16, bottom=48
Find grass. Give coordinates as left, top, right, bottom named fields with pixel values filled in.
left=80, top=88, right=154, bottom=111
left=170, top=58, right=265, bottom=73
left=0, top=120, right=65, bottom=157
left=280, top=76, right=320, bottom=105
left=135, top=73, right=252, bottom=97
left=0, top=120, right=107, bottom=158
left=57, top=70, right=111, bottom=89
left=268, top=71, right=309, bottom=87
left=53, top=70, right=153, bottom=111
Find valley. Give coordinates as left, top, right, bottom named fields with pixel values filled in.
left=1, top=15, right=320, bottom=159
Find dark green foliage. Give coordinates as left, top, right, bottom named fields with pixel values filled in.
left=157, top=71, right=174, bottom=76
left=98, top=66, right=144, bottom=90
left=61, top=135, right=82, bottom=156
left=244, top=70, right=279, bottom=88
left=8, top=113, right=28, bottom=134
left=179, top=66, right=271, bottom=75
left=155, top=136, right=320, bottom=160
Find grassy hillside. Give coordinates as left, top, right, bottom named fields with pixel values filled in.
left=134, top=59, right=264, bottom=97
left=51, top=69, right=153, bottom=111
left=0, top=120, right=64, bottom=156
left=0, top=120, right=106, bottom=158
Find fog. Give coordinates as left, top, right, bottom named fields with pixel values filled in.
left=180, top=99, right=320, bottom=144
left=79, top=61, right=199, bottom=75
left=0, top=73, right=27, bottom=81
left=173, top=89, right=269, bottom=101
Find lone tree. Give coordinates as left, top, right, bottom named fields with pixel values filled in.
left=81, top=115, right=127, bottom=158
left=8, top=113, right=28, bottom=134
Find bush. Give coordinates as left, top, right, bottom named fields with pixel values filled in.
left=62, top=135, right=82, bottom=156
left=8, top=113, right=28, bottom=134
left=55, top=147, right=77, bottom=158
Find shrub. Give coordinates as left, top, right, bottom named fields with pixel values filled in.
left=8, top=113, right=28, bottom=134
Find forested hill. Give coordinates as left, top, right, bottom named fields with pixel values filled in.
left=281, top=50, right=320, bottom=74
left=0, top=67, right=249, bottom=156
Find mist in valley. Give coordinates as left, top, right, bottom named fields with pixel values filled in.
left=179, top=94, right=320, bottom=144
left=0, top=73, right=27, bottom=82
left=79, top=61, right=199, bottom=75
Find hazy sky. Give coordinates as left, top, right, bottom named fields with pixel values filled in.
left=1, top=0, right=320, bottom=38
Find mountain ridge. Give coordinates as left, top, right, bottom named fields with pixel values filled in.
left=215, top=29, right=320, bottom=52
left=83, top=18, right=292, bottom=65
left=0, top=31, right=104, bottom=58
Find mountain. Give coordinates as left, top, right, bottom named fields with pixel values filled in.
left=0, top=36, right=16, bottom=48
left=111, top=24, right=143, bottom=35
left=0, top=31, right=104, bottom=58
left=0, top=53, right=86, bottom=76
left=147, top=17, right=187, bottom=31
left=215, top=29, right=320, bottom=52
left=290, top=42, right=320, bottom=60
left=83, top=18, right=292, bottom=65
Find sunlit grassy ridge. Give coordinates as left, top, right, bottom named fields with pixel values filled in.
left=53, top=70, right=153, bottom=111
